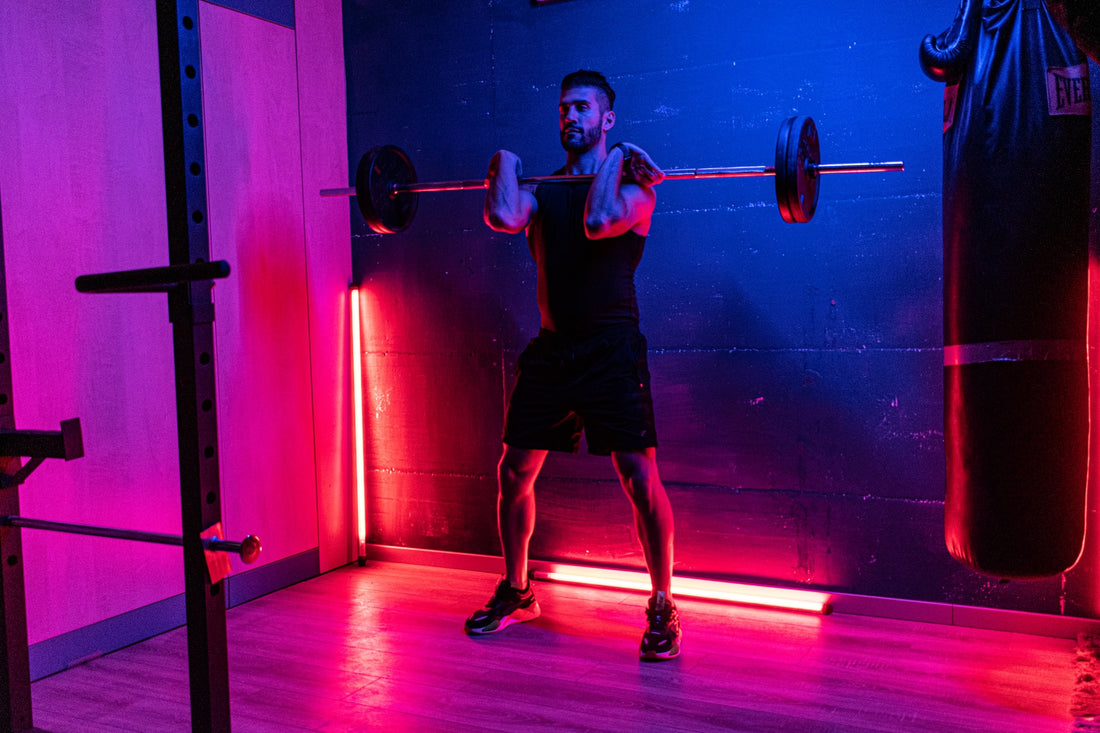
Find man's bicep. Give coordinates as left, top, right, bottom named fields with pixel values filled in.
left=624, top=184, right=656, bottom=223
left=518, top=187, right=538, bottom=224
left=487, top=186, right=538, bottom=233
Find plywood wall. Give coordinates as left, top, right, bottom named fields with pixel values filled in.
left=0, top=0, right=351, bottom=648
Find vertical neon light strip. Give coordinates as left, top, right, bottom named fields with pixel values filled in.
left=351, top=287, right=367, bottom=565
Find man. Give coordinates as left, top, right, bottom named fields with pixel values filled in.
left=465, top=70, right=680, bottom=661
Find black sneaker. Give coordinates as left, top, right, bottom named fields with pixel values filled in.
left=464, top=578, right=541, bottom=635
left=639, top=591, right=681, bottom=660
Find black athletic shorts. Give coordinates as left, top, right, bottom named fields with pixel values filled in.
left=503, top=324, right=658, bottom=455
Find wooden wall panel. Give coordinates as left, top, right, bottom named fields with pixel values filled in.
left=199, top=2, right=320, bottom=565
left=294, top=0, right=354, bottom=573
left=0, top=0, right=351, bottom=655
left=0, top=1, right=184, bottom=642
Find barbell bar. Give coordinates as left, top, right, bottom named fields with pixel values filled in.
left=1, top=515, right=263, bottom=564
left=321, top=116, right=904, bottom=233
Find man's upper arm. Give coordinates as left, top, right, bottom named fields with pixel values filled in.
left=513, top=187, right=539, bottom=233
left=487, top=186, right=538, bottom=233
left=621, top=183, right=657, bottom=235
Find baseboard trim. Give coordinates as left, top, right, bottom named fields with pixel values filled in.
left=362, top=543, right=1100, bottom=639
left=29, top=594, right=186, bottom=682
left=226, top=547, right=320, bottom=607
left=30, top=548, right=319, bottom=681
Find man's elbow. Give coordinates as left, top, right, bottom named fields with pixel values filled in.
left=485, top=210, right=525, bottom=234
left=584, top=212, right=620, bottom=239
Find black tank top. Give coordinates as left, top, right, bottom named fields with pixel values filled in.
left=527, top=178, right=646, bottom=337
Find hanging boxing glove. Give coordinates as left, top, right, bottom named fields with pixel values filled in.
left=919, top=0, right=983, bottom=84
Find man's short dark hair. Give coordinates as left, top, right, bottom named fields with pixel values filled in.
left=561, top=69, right=615, bottom=111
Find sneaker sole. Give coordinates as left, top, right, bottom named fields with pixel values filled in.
left=639, top=636, right=681, bottom=660
left=465, top=601, right=541, bottom=635
left=639, top=646, right=680, bottom=661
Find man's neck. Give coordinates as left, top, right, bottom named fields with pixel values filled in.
left=565, top=144, right=607, bottom=175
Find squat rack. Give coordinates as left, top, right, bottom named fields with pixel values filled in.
left=0, top=2, right=249, bottom=731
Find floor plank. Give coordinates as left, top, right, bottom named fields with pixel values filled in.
left=31, top=562, right=1081, bottom=732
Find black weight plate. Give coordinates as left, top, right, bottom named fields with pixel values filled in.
left=774, top=116, right=820, bottom=223
left=355, top=145, right=418, bottom=234
left=774, top=117, right=797, bottom=223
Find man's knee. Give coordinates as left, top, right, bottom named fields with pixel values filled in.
left=620, top=468, right=660, bottom=508
left=614, top=452, right=664, bottom=510
left=613, top=449, right=656, bottom=481
left=498, top=445, right=545, bottom=498
left=624, top=474, right=661, bottom=513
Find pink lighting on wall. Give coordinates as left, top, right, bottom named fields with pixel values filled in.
left=533, top=564, right=833, bottom=614
left=351, top=287, right=367, bottom=565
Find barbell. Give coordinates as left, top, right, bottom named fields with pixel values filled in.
left=323, top=116, right=904, bottom=233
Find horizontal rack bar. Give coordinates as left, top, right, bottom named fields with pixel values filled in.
left=75, top=260, right=231, bottom=294
left=0, top=419, right=83, bottom=461
left=1, top=516, right=261, bottom=562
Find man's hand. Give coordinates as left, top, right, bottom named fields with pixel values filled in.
left=617, top=143, right=665, bottom=187
left=486, top=150, right=522, bottom=184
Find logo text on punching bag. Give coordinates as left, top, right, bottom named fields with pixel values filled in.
left=1047, top=64, right=1091, bottom=116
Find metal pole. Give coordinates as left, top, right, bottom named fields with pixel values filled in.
left=0, top=517, right=261, bottom=563
left=154, top=1, right=231, bottom=730
left=319, top=160, right=904, bottom=199
left=0, top=182, right=33, bottom=733
left=4, top=517, right=184, bottom=546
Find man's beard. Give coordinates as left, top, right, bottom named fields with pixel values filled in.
left=560, top=124, right=601, bottom=153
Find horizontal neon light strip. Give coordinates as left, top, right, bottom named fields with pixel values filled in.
left=533, top=564, right=832, bottom=615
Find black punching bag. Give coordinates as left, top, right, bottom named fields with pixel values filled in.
left=920, top=0, right=1092, bottom=579
left=1046, top=0, right=1100, bottom=63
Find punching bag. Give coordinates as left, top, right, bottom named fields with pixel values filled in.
left=1046, top=0, right=1100, bottom=63
left=920, top=0, right=1092, bottom=579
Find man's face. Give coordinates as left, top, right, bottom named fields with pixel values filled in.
left=559, top=86, right=613, bottom=154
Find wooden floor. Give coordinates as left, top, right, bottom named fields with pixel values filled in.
left=30, top=562, right=1090, bottom=732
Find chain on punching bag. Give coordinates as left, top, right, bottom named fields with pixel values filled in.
left=920, top=0, right=1092, bottom=579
